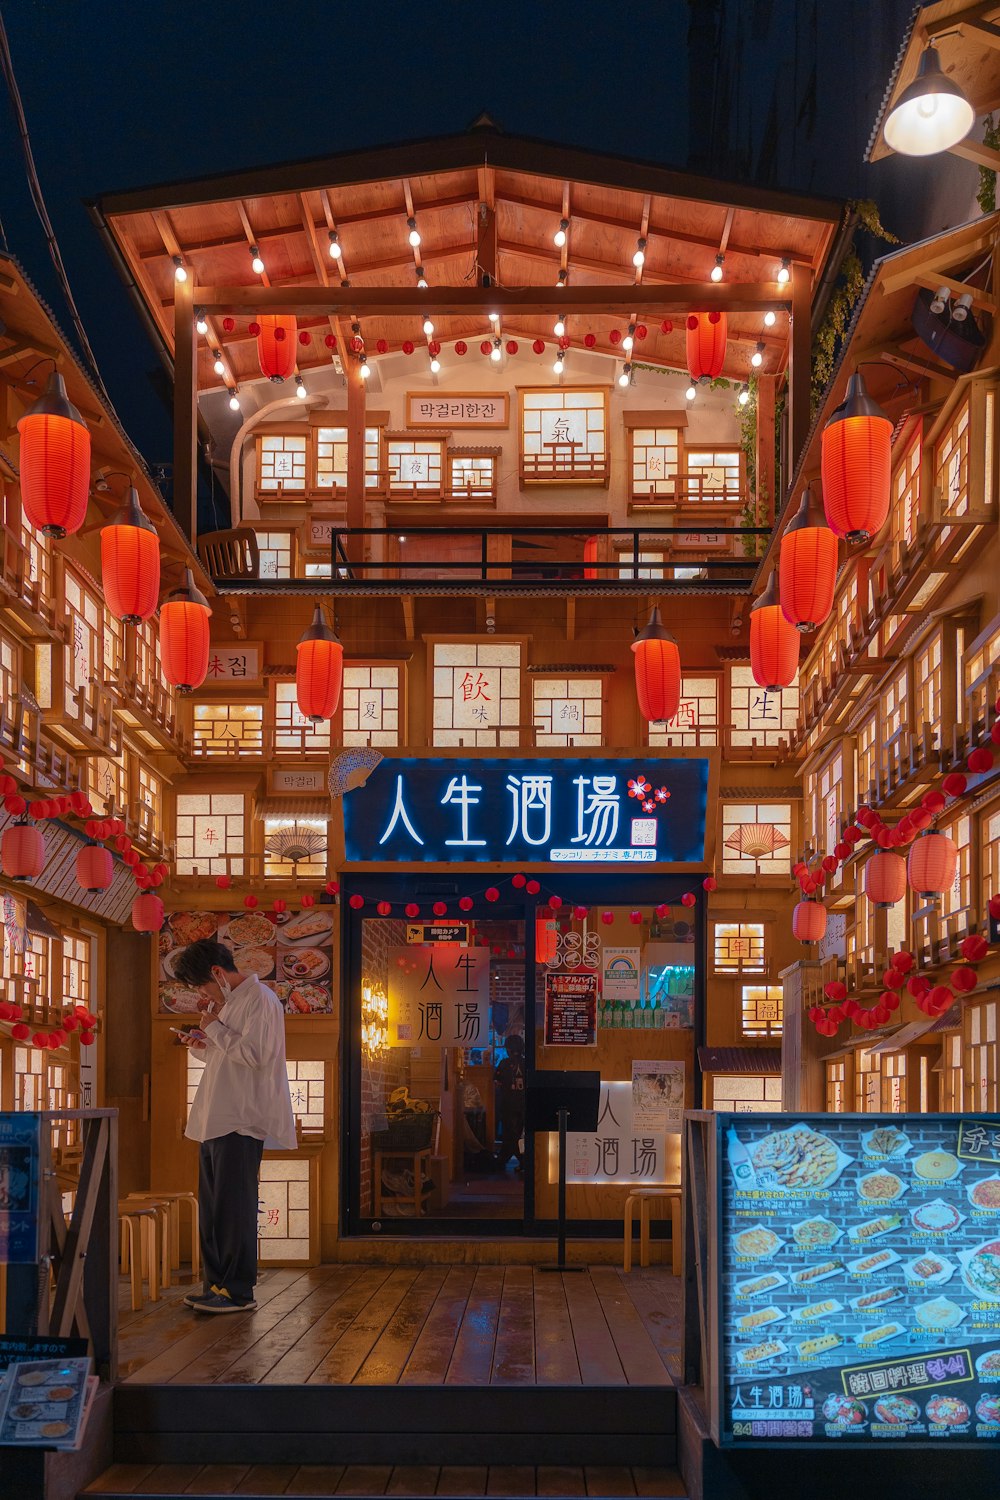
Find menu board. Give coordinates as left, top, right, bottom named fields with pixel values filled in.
left=158, top=908, right=334, bottom=1015
left=719, top=1113, right=1000, bottom=1445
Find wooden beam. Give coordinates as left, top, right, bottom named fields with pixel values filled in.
left=788, top=261, right=812, bottom=475
left=962, top=15, right=1000, bottom=48
left=0, top=335, right=64, bottom=369
left=949, top=138, right=1000, bottom=171
left=755, top=373, right=776, bottom=524
left=172, top=273, right=198, bottom=542
left=912, top=270, right=998, bottom=314
left=344, top=336, right=366, bottom=566
left=194, top=281, right=789, bottom=318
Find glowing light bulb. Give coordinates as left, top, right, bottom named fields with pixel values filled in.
left=490, top=341, right=502, bottom=362
left=430, top=357, right=441, bottom=373
left=359, top=359, right=371, bottom=380
left=195, top=311, right=208, bottom=335
left=618, top=366, right=630, bottom=387
left=711, top=253, right=724, bottom=282
left=328, top=231, right=342, bottom=259
left=295, top=376, right=307, bottom=399
left=633, top=237, right=646, bottom=268
left=553, top=353, right=565, bottom=374
left=488, top=312, right=500, bottom=324
left=407, top=216, right=421, bottom=247
left=623, top=334, right=633, bottom=351
left=763, top=309, right=776, bottom=327
left=228, top=390, right=240, bottom=411
left=553, top=318, right=566, bottom=338
left=422, top=318, right=434, bottom=336
left=213, top=353, right=225, bottom=376
left=250, top=245, right=265, bottom=275
left=554, top=218, right=569, bottom=248
left=557, top=269, right=567, bottom=288
left=777, top=257, right=790, bottom=285
left=751, top=342, right=764, bottom=368
left=416, top=266, right=427, bottom=287
left=173, top=256, right=187, bottom=282
left=685, top=384, right=696, bottom=401
left=738, top=385, right=749, bottom=406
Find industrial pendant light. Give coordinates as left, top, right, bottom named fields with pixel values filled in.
left=820, top=372, right=892, bottom=543
left=750, top=571, right=799, bottom=690
left=685, top=312, right=727, bottom=383
left=883, top=45, right=974, bottom=157
left=101, top=487, right=161, bottom=624
left=17, top=372, right=92, bottom=538
left=159, top=567, right=212, bottom=692
left=631, top=606, right=681, bottom=723
left=779, top=486, right=837, bottom=632
left=296, top=604, right=344, bottom=723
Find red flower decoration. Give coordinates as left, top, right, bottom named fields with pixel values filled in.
left=655, top=787, right=670, bottom=803
left=455, top=341, right=467, bottom=355
left=627, top=776, right=651, bottom=799
left=642, top=799, right=655, bottom=812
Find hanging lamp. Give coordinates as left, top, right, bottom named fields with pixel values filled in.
left=131, top=893, right=165, bottom=933
left=1, top=819, right=45, bottom=880
left=864, top=851, right=907, bottom=908
left=256, top=315, right=298, bottom=381
left=908, top=830, right=958, bottom=900
left=820, top=372, right=892, bottom=543
left=296, top=604, right=344, bottom=724
left=631, top=606, right=681, bottom=723
left=76, top=841, right=114, bottom=892
left=792, top=900, right=827, bottom=943
left=779, top=486, right=838, bottom=632
left=685, top=312, right=727, bottom=383
left=159, top=567, right=212, bottom=692
left=101, top=486, right=161, bottom=624
left=750, top=572, right=799, bottom=690
left=17, top=372, right=91, bottom=538
left=883, top=45, right=975, bottom=156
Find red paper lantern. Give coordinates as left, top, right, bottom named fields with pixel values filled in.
left=893, top=950, right=915, bottom=973
left=4, top=794, right=26, bottom=817
left=244, top=894, right=258, bottom=908
left=326, top=881, right=340, bottom=896
left=882, top=968, right=905, bottom=990
left=681, top=892, right=696, bottom=908
left=256, top=315, right=298, bottom=380
left=296, top=605, right=344, bottom=723
left=376, top=901, right=392, bottom=917
left=779, top=487, right=837, bottom=632
left=833, top=841, right=851, bottom=860
left=820, top=371, right=892, bottom=542
left=455, top=341, right=467, bottom=355
left=17, top=373, right=91, bottom=537
left=907, top=975, right=931, bottom=998
left=922, top=789, right=947, bottom=813
left=1, top=821, right=45, bottom=880
left=273, top=899, right=287, bottom=914
left=750, top=572, right=799, bottom=689
left=532, top=339, right=545, bottom=355
left=842, top=825, right=863, bottom=844
left=703, top=876, right=717, bottom=891
left=11, top=1023, right=29, bottom=1040
left=969, top=746, right=995, bottom=774
left=943, top=772, right=968, bottom=798
left=101, top=487, right=161, bottom=624
left=573, top=905, right=589, bottom=919
left=79, top=1030, right=95, bottom=1046
left=793, top=900, right=827, bottom=943
left=989, top=895, right=1000, bottom=921
left=864, top=851, right=906, bottom=907
left=584, top=332, right=597, bottom=348
left=459, top=895, right=474, bottom=912
left=348, top=894, right=364, bottom=910
left=601, top=911, right=614, bottom=925
left=822, top=855, right=839, bottom=873
left=960, top=933, right=990, bottom=962
left=632, top=606, right=681, bottom=723
left=405, top=903, right=420, bottom=918
left=401, top=340, right=414, bottom=355
left=951, top=966, right=978, bottom=993
left=907, top=831, right=958, bottom=898
left=548, top=895, right=562, bottom=911
left=525, top=879, right=541, bottom=896
left=512, top=873, right=527, bottom=889
left=75, top=842, right=113, bottom=891
left=824, top=982, right=847, bottom=1001
left=609, top=329, right=622, bottom=346
left=432, top=900, right=448, bottom=917
left=686, top=311, right=727, bottom=382
left=660, top=320, right=673, bottom=335
left=505, top=340, right=518, bottom=355
left=160, top=567, right=211, bottom=692
left=629, top=909, right=642, bottom=924
left=301, top=894, right=316, bottom=908
left=583, top=535, right=599, bottom=580
left=131, top=893, right=164, bottom=932
left=485, top=887, right=499, bottom=902
left=215, top=874, right=231, bottom=890
left=222, top=317, right=235, bottom=333
left=928, top=985, right=954, bottom=1014
left=482, top=341, right=493, bottom=355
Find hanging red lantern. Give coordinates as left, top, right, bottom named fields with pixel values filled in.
left=512, top=873, right=527, bottom=889
left=864, top=851, right=906, bottom=907
left=609, top=329, right=622, bottom=346
left=629, top=909, right=643, bottom=924
left=432, top=900, right=448, bottom=917
left=681, top=892, right=696, bottom=908
left=686, top=311, right=727, bottom=383
left=943, top=772, right=968, bottom=798
left=584, top=332, right=597, bottom=348
left=505, top=340, right=518, bottom=355
left=573, top=905, right=589, bottom=919
left=703, top=876, right=717, bottom=892
left=131, top=893, right=164, bottom=932
left=960, top=933, right=990, bottom=962
left=4, top=794, right=26, bottom=817
left=405, top=902, right=420, bottom=918
left=349, top=894, right=364, bottom=910
left=459, top=895, right=474, bottom=912
left=101, top=486, right=161, bottom=624
left=215, top=874, right=231, bottom=890
left=631, top=606, right=681, bottom=723
left=907, top=831, right=958, bottom=899
left=820, top=371, right=892, bottom=542
left=969, top=746, right=995, bottom=774
left=295, top=604, right=343, bottom=723
left=485, top=887, right=499, bottom=902
left=376, top=901, right=392, bottom=917
left=601, top=911, right=614, bottom=925
left=525, top=879, right=541, bottom=896
left=482, top=341, right=493, bottom=356
left=17, top=372, right=92, bottom=538
left=824, top=981, right=847, bottom=1001
left=536, top=918, right=559, bottom=963
left=928, top=985, right=954, bottom=1015
left=583, top=536, right=599, bottom=580
left=951, top=966, right=978, bottom=993
left=750, top=572, right=799, bottom=689
left=455, top=341, right=467, bottom=355
left=792, top=900, right=827, bottom=943
left=779, top=487, right=837, bottom=632
left=75, top=842, right=113, bottom=891
left=1, top=821, right=45, bottom=880
left=256, top=315, right=298, bottom=381
left=160, top=567, right=212, bottom=692
left=401, top=340, right=414, bottom=355
left=532, top=339, right=545, bottom=355
left=244, top=894, right=259, bottom=908
left=660, top=319, right=673, bottom=335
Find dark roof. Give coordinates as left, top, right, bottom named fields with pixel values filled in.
left=698, top=1046, right=782, bottom=1074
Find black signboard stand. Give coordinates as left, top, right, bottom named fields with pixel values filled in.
left=526, top=1070, right=600, bottom=1272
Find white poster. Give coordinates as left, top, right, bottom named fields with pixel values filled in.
left=632, top=1059, right=686, bottom=1134
left=553, top=1080, right=670, bottom=1185
left=602, top=946, right=641, bottom=1000
left=388, top=945, right=490, bottom=1047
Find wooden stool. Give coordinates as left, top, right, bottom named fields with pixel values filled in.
left=373, top=1147, right=432, bottom=1217
left=123, top=1196, right=172, bottom=1291
left=128, top=1191, right=200, bottom=1279
left=118, top=1203, right=160, bottom=1311
left=624, top=1187, right=682, bottom=1275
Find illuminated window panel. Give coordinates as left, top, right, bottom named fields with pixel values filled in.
left=258, top=1158, right=311, bottom=1262
left=964, top=617, right=1000, bottom=733
left=630, top=426, right=681, bottom=499
left=521, top=388, right=608, bottom=484
left=256, top=530, right=294, bottom=579
left=65, top=569, right=121, bottom=697
left=135, top=763, right=163, bottom=843
left=0, top=629, right=20, bottom=714
left=981, top=804, right=1000, bottom=910
left=826, top=1058, right=848, bottom=1114
left=88, top=753, right=128, bottom=815
left=854, top=1048, right=882, bottom=1113
left=257, top=434, right=307, bottom=494
left=713, top=922, right=766, bottom=975
left=881, top=1053, right=907, bottom=1113
left=814, top=749, right=844, bottom=857
left=432, top=641, right=521, bottom=747
left=882, top=665, right=908, bottom=743
left=966, top=997, right=998, bottom=1111
left=48, top=1060, right=79, bottom=1151
left=131, top=618, right=176, bottom=715
left=914, top=632, right=943, bottom=742
left=709, top=1075, right=781, bottom=1112
left=186, top=1049, right=205, bottom=1118
left=857, top=710, right=877, bottom=804
left=273, top=680, right=331, bottom=753
left=938, top=812, right=971, bottom=922
left=532, top=677, right=603, bottom=746
left=175, top=792, right=246, bottom=875
left=449, top=452, right=497, bottom=500
left=935, top=398, right=969, bottom=518
left=192, top=702, right=264, bottom=757
left=649, top=676, right=719, bottom=747
left=891, top=429, right=921, bottom=547
left=14, top=1045, right=44, bottom=1110
left=263, top=817, right=328, bottom=879
left=285, top=1060, right=325, bottom=1133
left=1, top=895, right=25, bottom=1011
left=342, top=665, right=401, bottom=747
left=21, top=524, right=51, bottom=606
left=617, top=551, right=664, bottom=580
left=21, top=932, right=50, bottom=1013
left=942, top=1029, right=964, bottom=1111
left=728, top=665, right=798, bottom=747
left=741, top=985, right=783, bottom=1038
left=387, top=438, right=444, bottom=495
left=62, top=934, right=91, bottom=1007
left=722, top=802, right=792, bottom=875
left=315, top=425, right=381, bottom=491
left=683, top=449, right=741, bottom=503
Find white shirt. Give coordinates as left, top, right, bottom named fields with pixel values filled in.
left=185, top=974, right=297, bottom=1150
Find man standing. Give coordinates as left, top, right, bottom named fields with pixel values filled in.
left=494, top=1033, right=526, bottom=1171
left=173, top=937, right=296, bottom=1313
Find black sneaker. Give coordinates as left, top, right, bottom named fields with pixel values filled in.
left=183, top=1285, right=220, bottom=1309
left=193, top=1291, right=257, bottom=1314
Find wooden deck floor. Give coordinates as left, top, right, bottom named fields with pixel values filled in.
left=118, top=1264, right=680, bottom=1388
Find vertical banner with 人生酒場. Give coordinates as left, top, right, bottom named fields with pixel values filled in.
left=387, top=945, right=490, bottom=1046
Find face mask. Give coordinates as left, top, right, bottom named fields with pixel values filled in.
left=212, top=970, right=232, bottom=997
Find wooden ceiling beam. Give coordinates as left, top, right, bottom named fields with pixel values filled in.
left=911, top=271, right=998, bottom=314
left=152, top=210, right=236, bottom=391
left=0, top=334, right=65, bottom=369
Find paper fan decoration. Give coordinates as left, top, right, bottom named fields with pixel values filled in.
left=262, top=823, right=328, bottom=865
left=329, top=748, right=383, bottom=797
left=723, top=823, right=790, bottom=860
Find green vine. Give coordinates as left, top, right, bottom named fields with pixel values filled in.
left=978, top=114, right=1000, bottom=213
left=810, top=199, right=898, bottom=415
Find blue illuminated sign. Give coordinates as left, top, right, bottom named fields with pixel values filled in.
left=343, top=756, right=709, bottom=865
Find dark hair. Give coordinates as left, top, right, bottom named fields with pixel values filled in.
left=173, top=938, right=238, bottom=987
left=505, top=1033, right=524, bottom=1056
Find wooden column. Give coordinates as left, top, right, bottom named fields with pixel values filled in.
left=345, top=350, right=366, bottom=568
left=788, top=262, right=812, bottom=479
left=172, top=275, right=198, bottom=543
left=755, top=373, right=776, bottom=523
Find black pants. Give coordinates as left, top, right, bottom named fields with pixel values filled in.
left=198, top=1132, right=265, bottom=1301
left=497, top=1104, right=524, bottom=1165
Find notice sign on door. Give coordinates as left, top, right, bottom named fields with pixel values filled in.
left=388, top=945, right=489, bottom=1046
left=406, top=923, right=469, bottom=946
left=602, top=946, right=641, bottom=1000
left=544, top=971, right=598, bottom=1047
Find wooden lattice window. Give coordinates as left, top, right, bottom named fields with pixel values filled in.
left=532, top=677, right=603, bottom=746
left=708, top=1075, right=781, bottom=1112
left=891, top=426, right=921, bottom=547
left=257, top=433, right=308, bottom=496
left=88, top=752, right=128, bottom=815
left=62, top=933, right=92, bottom=1008
left=256, top=530, right=295, bottom=579
left=981, top=802, right=1000, bottom=909
left=963, top=615, right=1000, bottom=734
left=448, top=451, right=497, bottom=502
left=854, top=1048, right=882, bottom=1113
left=65, top=568, right=121, bottom=695
left=272, top=680, right=331, bottom=754
left=387, top=437, right=445, bottom=496
left=941, top=1029, right=964, bottom=1111
left=520, top=388, right=608, bottom=485
left=136, top=763, right=163, bottom=842
left=914, top=631, right=944, bottom=742
left=14, top=1044, right=44, bottom=1111
left=628, top=424, right=682, bottom=501
left=315, top=425, right=382, bottom=493
left=741, top=985, right=783, bottom=1037
left=0, top=628, right=20, bottom=714
left=712, top=922, right=766, bottom=975
left=721, top=802, right=792, bottom=875
left=813, top=748, right=844, bottom=856
left=965, top=995, right=998, bottom=1111
left=342, top=664, right=401, bottom=748
left=939, top=812, right=972, bottom=922
left=431, top=640, right=522, bottom=747
left=880, top=1053, right=907, bottom=1113
left=191, top=703, right=264, bottom=757
left=857, top=709, right=877, bottom=804
left=728, top=665, right=798, bottom=748
left=21, top=523, right=51, bottom=604
left=131, top=618, right=176, bottom=715
left=935, top=398, right=970, bottom=517
left=175, top=792, right=246, bottom=875
left=825, top=1058, right=848, bottom=1114
left=648, top=675, right=719, bottom=747
left=1, top=894, right=25, bottom=1013
left=21, top=932, right=50, bottom=1014
left=285, top=1060, right=326, bottom=1133
left=683, top=448, right=742, bottom=504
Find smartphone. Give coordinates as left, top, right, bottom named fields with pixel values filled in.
left=169, top=1026, right=206, bottom=1041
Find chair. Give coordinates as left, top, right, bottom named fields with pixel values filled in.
left=197, top=527, right=260, bottom=579
left=118, top=1203, right=160, bottom=1311
left=127, top=1190, right=200, bottom=1280
left=123, top=1196, right=172, bottom=1291
left=623, top=1186, right=682, bottom=1275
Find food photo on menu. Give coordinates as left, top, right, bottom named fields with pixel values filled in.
left=158, top=909, right=333, bottom=1015
left=719, top=1115, right=1000, bottom=1444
